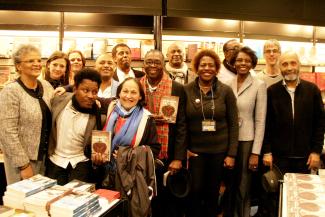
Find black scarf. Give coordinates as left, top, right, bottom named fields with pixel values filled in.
left=223, top=59, right=237, bottom=74
left=47, top=78, right=62, bottom=89
left=16, top=78, right=52, bottom=160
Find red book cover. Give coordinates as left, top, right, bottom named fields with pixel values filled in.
left=300, top=72, right=316, bottom=83
left=316, top=72, right=325, bottom=91
left=94, top=189, right=120, bottom=202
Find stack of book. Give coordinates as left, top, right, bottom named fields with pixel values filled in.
left=23, top=185, right=72, bottom=217
left=0, top=205, right=15, bottom=217
left=49, top=191, right=101, bottom=217
left=3, top=174, right=57, bottom=209
left=283, top=173, right=325, bottom=217
left=94, top=189, right=120, bottom=203
left=63, top=179, right=96, bottom=193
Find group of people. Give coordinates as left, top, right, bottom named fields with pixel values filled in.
left=0, top=39, right=324, bottom=217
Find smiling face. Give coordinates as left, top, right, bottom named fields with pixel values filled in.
left=144, top=51, right=164, bottom=83
left=69, top=52, right=83, bottom=73
left=197, top=56, right=217, bottom=83
left=118, top=79, right=142, bottom=111
left=49, top=58, right=67, bottom=80
left=114, top=46, right=131, bottom=71
left=167, top=44, right=184, bottom=68
left=95, top=54, right=115, bottom=81
left=234, top=52, right=253, bottom=75
left=74, top=79, right=99, bottom=109
left=17, top=51, right=42, bottom=79
left=279, top=52, right=300, bottom=82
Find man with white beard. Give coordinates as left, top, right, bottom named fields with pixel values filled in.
left=263, top=50, right=324, bottom=174
left=261, top=51, right=324, bottom=216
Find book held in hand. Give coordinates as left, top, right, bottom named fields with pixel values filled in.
left=91, top=130, right=111, bottom=162
left=159, top=96, right=179, bottom=123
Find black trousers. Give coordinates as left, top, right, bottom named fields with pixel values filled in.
left=46, top=159, right=92, bottom=185
left=186, top=153, right=224, bottom=217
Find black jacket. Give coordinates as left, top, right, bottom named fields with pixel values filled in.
left=263, top=80, right=325, bottom=157
left=113, top=68, right=145, bottom=82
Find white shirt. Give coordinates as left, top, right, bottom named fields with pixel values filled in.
left=117, top=67, right=135, bottom=83
left=50, top=101, right=90, bottom=169
left=98, top=86, right=112, bottom=98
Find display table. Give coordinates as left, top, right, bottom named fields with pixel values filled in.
left=94, top=198, right=128, bottom=217
left=281, top=173, right=325, bottom=217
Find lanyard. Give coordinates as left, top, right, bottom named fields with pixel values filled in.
left=199, top=87, right=215, bottom=120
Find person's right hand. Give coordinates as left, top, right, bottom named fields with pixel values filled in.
left=263, top=153, right=273, bottom=170
left=54, top=87, right=66, bottom=95
left=20, top=164, right=34, bottom=180
left=152, top=114, right=167, bottom=123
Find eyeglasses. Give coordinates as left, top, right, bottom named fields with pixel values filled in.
left=235, top=58, right=252, bottom=64
left=19, top=59, right=42, bottom=64
left=70, top=58, right=82, bottom=62
left=264, top=49, right=279, bottom=54
left=145, top=60, right=162, bottom=66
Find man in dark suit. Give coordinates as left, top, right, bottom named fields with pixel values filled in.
left=112, top=43, right=145, bottom=83
left=139, top=49, right=187, bottom=217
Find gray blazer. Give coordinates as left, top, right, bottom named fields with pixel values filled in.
left=0, top=79, right=53, bottom=167
left=227, top=74, right=267, bottom=155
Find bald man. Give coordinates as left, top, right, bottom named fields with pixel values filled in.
left=95, top=53, right=119, bottom=98
left=165, top=42, right=189, bottom=84
left=260, top=51, right=324, bottom=217
left=263, top=50, right=324, bottom=173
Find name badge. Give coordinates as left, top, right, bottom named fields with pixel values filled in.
left=202, top=119, right=216, bottom=132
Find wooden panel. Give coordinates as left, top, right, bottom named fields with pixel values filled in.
left=0, top=0, right=161, bottom=15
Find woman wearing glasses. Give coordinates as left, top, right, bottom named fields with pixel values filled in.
left=227, top=46, right=267, bottom=217
left=0, top=44, right=54, bottom=184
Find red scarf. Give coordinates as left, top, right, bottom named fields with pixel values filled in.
left=140, top=73, right=172, bottom=159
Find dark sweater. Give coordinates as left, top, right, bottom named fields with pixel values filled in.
left=263, top=80, right=325, bottom=157
left=184, top=78, right=239, bottom=156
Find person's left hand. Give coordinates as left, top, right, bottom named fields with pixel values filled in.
left=168, top=160, right=182, bottom=175
left=54, top=87, right=66, bottom=95
left=91, top=153, right=109, bottom=165
left=224, top=156, right=235, bottom=169
left=249, top=153, right=259, bottom=171
left=307, top=152, right=320, bottom=170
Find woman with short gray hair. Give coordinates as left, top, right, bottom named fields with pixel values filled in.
left=0, top=44, right=54, bottom=184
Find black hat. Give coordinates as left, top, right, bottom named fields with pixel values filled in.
left=166, top=168, right=191, bottom=198
left=262, top=164, right=283, bottom=193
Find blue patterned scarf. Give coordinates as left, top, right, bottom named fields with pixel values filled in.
left=105, top=101, right=143, bottom=151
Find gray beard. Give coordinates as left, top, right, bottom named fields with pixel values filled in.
left=284, top=74, right=298, bottom=81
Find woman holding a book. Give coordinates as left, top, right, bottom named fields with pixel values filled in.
left=94, top=77, right=160, bottom=217
left=184, top=49, right=239, bottom=217
left=0, top=44, right=54, bottom=184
